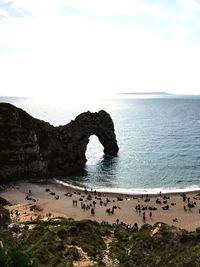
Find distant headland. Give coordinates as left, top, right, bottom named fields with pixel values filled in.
left=119, top=92, right=172, bottom=95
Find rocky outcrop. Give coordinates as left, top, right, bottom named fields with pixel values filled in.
left=0, top=103, right=119, bottom=181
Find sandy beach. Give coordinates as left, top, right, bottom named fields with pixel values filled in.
left=1, top=180, right=200, bottom=231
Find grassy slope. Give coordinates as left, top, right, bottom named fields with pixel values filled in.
left=1, top=193, right=200, bottom=267
left=1, top=219, right=200, bottom=267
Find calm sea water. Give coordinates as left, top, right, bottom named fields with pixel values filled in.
left=1, top=95, right=200, bottom=193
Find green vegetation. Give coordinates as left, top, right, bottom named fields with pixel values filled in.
left=109, top=223, right=200, bottom=267
left=0, top=244, right=37, bottom=267
left=1, top=216, right=200, bottom=266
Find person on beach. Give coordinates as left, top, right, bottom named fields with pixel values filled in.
left=84, top=187, right=87, bottom=194
left=142, top=212, right=145, bottom=222
left=91, top=208, right=95, bottom=216
left=133, top=222, right=138, bottom=231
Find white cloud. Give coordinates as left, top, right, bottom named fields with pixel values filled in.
left=56, top=0, right=173, bottom=18
left=177, top=0, right=200, bottom=10
left=0, top=0, right=200, bottom=98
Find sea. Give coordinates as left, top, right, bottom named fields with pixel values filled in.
left=1, top=94, right=200, bottom=194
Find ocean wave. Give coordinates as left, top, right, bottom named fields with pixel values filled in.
left=54, top=178, right=200, bottom=195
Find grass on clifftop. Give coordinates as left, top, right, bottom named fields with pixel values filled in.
left=1, top=216, right=200, bottom=267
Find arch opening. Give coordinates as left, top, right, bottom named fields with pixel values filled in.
left=85, top=135, right=104, bottom=165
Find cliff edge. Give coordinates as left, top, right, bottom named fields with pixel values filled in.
left=0, top=103, right=119, bottom=181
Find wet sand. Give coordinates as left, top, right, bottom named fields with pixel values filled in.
left=1, top=180, right=200, bottom=231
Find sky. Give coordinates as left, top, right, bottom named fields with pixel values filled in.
left=1, top=0, right=200, bottom=99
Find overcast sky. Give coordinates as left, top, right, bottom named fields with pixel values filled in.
left=1, top=0, right=200, bottom=99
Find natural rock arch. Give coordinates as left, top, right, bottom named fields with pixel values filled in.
left=0, top=103, right=119, bottom=181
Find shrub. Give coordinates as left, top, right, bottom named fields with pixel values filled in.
left=65, top=247, right=79, bottom=261
left=0, top=243, right=37, bottom=267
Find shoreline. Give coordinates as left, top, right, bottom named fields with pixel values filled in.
left=1, top=179, right=200, bottom=231
left=2, top=178, right=200, bottom=197
left=53, top=178, right=200, bottom=197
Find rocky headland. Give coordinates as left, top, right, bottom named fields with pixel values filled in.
left=0, top=103, right=118, bottom=181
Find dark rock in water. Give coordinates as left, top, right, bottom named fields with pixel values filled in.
left=0, top=103, right=119, bottom=181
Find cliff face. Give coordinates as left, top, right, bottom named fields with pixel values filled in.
left=0, top=103, right=119, bottom=181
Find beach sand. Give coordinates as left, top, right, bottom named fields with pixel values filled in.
left=1, top=180, right=200, bottom=231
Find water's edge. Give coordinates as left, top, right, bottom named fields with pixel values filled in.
left=54, top=178, right=200, bottom=195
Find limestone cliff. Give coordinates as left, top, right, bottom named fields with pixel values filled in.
left=0, top=103, right=119, bottom=181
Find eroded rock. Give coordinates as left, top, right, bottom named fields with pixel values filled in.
left=0, top=103, right=119, bottom=181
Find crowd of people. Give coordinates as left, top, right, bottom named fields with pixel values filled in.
left=7, top=185, right=200, bottom=228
